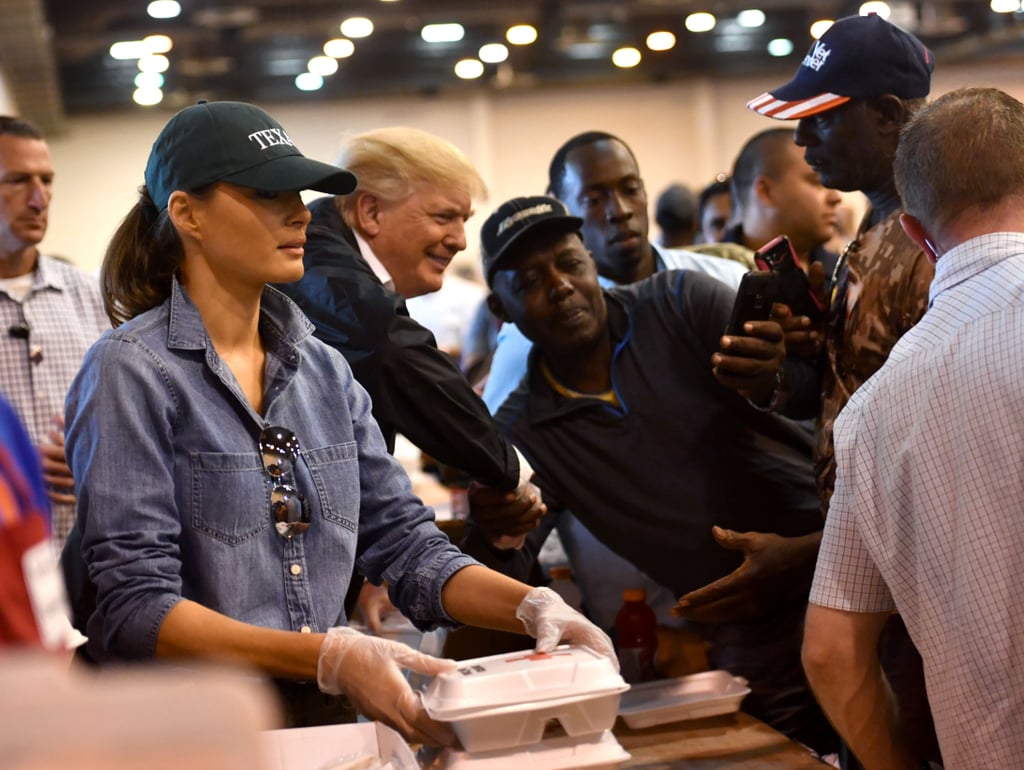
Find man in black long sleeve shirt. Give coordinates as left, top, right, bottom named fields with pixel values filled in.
left=276, top=127, right=540, bottom=548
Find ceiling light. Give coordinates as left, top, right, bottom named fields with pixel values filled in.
left=421, top=23, right=465, bottom=43
left=109, top=40, right=150, bottom=60
left=340, top=17, right=373, bottom=39
left=143, top=35, right=173, bottom=54
left=859, top=1, right=891, bottom=17
left=767, top=38, right=794, bottom=56
left=138, top=54, right=170, bottom=73
left=479, top=43, right=509, bottom=63
left=134, top=71, right=165, bottom=89
left=295, top=72, right=324, bottom=91
left=646, top=31, right=676, bottom=51
left=737, top=9, right=766, bottom=28
left=990, top=0, right=1020, bottom=10
left=454, top=58, right=484, bottom=79
left=506, top=24, right=538, bottom=46
left=133, top=87, right=164, bottom=106
left=308, top=56, right=338, bottom=76
left=810, top=19, right=834, bottom=39
left=147, top=0, right=180, bottom=19
left=612, top=47, right=642, bottom=68
left=685, top=12, right=717, bottom=33
left=324, top=38, right=355, bottom=58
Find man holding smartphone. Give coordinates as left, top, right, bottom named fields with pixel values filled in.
left=469, top=195, right=836, bottom=755
left=703, top=13, right=941, bottom=769
left=479, top=131, right=748, bottom=637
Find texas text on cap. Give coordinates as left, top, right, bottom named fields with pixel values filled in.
left=480, top=195, right=583, bottom=286
left=144, top=100, right=357, bottom=210
left=747, top=14, right=934, bottom=121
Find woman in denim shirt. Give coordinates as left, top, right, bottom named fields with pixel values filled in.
left=64, top=101, right=612, bottom=744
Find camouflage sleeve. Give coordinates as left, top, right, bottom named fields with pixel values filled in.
left=898, top=249, right=935, bottom=334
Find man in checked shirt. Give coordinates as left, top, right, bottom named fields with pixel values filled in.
left=0, top=116, right=107, bottom=547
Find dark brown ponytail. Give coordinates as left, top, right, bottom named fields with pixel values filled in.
left=100, top=186, right=184, bottom=327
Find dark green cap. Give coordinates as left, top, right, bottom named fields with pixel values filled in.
left=144, top=100, right=356, bottom=210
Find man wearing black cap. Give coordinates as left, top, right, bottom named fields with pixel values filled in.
left=480, top=133, right=749, bottom=635
left=473, top=194, right=837, bottom=754
left=702, top=13, right=940, bottom=769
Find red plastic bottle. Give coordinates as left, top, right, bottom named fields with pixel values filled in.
left=615, top=588, right=658, bottom=684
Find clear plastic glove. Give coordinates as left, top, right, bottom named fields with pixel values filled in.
left=317, top=626, right=457, bottom=746
left=515, top=587, right=618, bottom=671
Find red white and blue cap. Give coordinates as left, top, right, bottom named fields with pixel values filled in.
left=747, top=14, right=934, bottom=121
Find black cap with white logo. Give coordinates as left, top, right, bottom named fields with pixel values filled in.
left=480, top=195, right=582, bottom=287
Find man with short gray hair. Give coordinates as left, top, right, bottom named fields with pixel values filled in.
left=0, top=116, right=107, bottom=547
left=804, top=86, right=1024, bottom=770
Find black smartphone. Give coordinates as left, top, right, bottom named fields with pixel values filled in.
left=753, top=235, right=824, bottom=321
left=725, top=270, right=780, bottom=336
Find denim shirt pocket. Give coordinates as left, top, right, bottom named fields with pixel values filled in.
left=190, top=452, right=269, bottom=545
left=303, top=441, right=359, bottom=532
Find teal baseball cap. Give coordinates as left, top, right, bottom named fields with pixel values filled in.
left=144, top=100, right=356, bottom=210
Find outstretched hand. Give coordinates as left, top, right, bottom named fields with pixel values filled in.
left=671, top=527, right=821, bottom=624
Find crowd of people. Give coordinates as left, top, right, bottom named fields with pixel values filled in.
left=2, top=11, right=1023, bottom=769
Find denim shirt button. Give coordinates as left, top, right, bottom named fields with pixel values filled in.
left=290, top=563, right=303, bottom=576
left=300, top=625, right=311, bottom=634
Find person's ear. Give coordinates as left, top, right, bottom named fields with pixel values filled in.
left=871, top=94, right=907, bottom=137
left=354, top=192, right=382, bottom=238
left=486, top=292, right=508, bottom=323
left=899, top=213, right=939, bottom=264
left=166, top=191, right=198, bottom=238
left=752, top=175, right=775, bottom=207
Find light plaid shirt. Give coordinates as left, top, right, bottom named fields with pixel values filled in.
left=812, top=232, right=1024, bottom=768
left=0, top=255, right=108, bottom=545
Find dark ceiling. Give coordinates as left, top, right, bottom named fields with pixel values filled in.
left=8, top=0, right=1024, bottom=133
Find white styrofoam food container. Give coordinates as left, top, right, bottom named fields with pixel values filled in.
left=421, top=645, right=628, bottom=753
left=432, top=729, right=630, bottom=770
left=617, top=670, right=750, bottom=729
left=261, top=721, right=419, bottom=770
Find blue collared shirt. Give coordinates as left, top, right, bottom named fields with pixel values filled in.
left=66, top=278, right=475, bottom=661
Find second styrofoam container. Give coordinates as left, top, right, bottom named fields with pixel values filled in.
left=421, top=645, right=628, bottom=753
left=617, top=670, right=750, bottom=729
